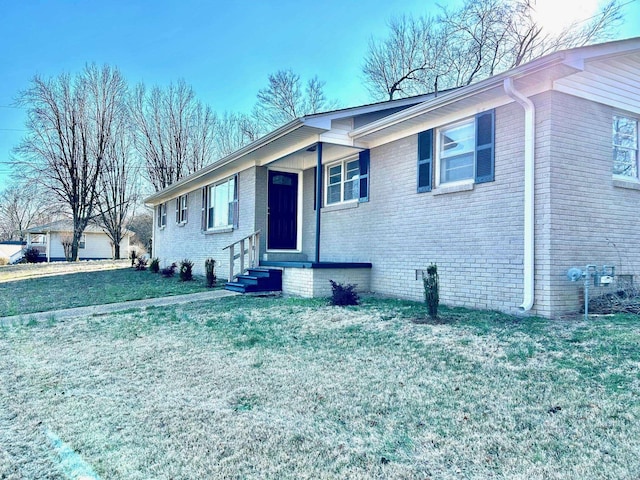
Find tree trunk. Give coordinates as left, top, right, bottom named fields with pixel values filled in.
left=113, top=242, right=121, bottom=260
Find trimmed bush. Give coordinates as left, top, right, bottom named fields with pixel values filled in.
left=329, top=280, right=359, bottom=306
left=205, top=258, right=217, bottom=288
left=161, top=263, right=177, bottom=278
left=179, top=259, right=194, bottom=282
left=423, top=263, right=439, bottom=319
left=149, top=257, right=160, bottom=273
left=23, top=247, right=40, bottom=264
left=134, top=257, right=148, bottom=271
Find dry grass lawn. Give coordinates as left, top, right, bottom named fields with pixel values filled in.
left=0, top=296, right=638, bottom=479
left=0, top=262, right=210, bottom=317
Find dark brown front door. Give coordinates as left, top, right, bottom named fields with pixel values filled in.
left=268, top=171, right=298, bottom=250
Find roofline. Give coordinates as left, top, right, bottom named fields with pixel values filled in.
left=144, top=93, right=446, bottom=205
left=350, top=51, right=568, bottom=139
left=350, top=36, right=640, bottom=139
left=145, top=118, right=306, bottom=204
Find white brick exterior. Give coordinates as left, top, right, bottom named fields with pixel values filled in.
left=282, top=267, right=371, bottom=298
left=148, top=42, right=640, bottom=318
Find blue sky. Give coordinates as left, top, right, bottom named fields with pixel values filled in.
left=1, top=0, right=639, bottom=186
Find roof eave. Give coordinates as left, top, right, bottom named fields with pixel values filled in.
left=349, top=52, right=570, bottom=140
left=144, top=118, right=306, bottom=205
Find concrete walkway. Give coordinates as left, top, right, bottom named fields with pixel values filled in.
left=0, top=289, right=239, bottom=326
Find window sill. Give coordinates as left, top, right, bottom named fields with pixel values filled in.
left=205, top=227, right=233, bottom=235
left=176, top=221, right=188, bottom=227
left=613, top=178, right=640, bottom=191
left=432, top=182, right=474, bottom=196
left=158, top=226, right=166, bottom=231
left=322, top=201, right=359, bottom=213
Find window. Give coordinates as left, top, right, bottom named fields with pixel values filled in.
left=439, top=120, right=475, bottom=183
left=613, top=115, right=638, bottom=180
left=157, top=203, right=167, bottom=228
left=78, top=234, right=86, bottom=249
left=176, top=194, right=188, bottom=224
left=418, top=110, right=494, bottom=192
left=31, top=234, right=47, bottom=245
left=324, top=150, right=370, bottom=206
left=205, top=176, right=238, bottom=230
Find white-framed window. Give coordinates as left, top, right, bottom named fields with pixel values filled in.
left=613, top=115, right=638, bottom=180
left=31, top=234, right=47, bottom=245
left=176, top=194, right=188, bottom=224
left=437, top=118, right=475, bottom=185
left=207, top=176, right=237, bottom=229
left=419, top=110, right=494, bottom=192
left=326, top=158, right=360, bottom=205
left=157, top=203, right=167, bottom=228
left=78, top=234, right=86, bottom=249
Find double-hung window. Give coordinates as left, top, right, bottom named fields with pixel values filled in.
left=324, top=150, right=370, bottom=206
left=327, top=158, right=360, bottom=205
left=613, top=115, right=638, bottom=181
left=78, top=234, right=86, bottom=249
left=417, top=110, right=495, bottom=192
left=157, top=203, right=167, bottom=228
left=205, top=176, right=238, bottom=230
left=439, top=120, right=475, bottom=183
left=176, top=194, right=188, bottom=224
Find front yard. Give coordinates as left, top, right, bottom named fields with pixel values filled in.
left=1, top=296, right=638, bottom=479
left=0, top=262, right=210, bottom=317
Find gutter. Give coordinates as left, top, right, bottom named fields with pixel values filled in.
left=503, top=77, right=535, bottom=312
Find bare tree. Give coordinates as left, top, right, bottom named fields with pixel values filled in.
left=215, top=111, right=261, bottom=157
left=96, top=118, right=138, bottom=259
left=130, top=79, right=217, bottom=191
left=363, top=16, right=447, bottom=100
left=253, top=70, right=338, bottom=131
left=15, top=64, right=128, bottom=260
left=363, top=0, right=624, bottom=100
left=0, top=180, right=53, bottom=241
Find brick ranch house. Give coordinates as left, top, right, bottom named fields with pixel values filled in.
left=146, top=38, right=640, bottom=318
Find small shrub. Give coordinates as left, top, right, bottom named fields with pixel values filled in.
left=423, top=263, right=439, bottom=319
left=329, top=280, right=359, bottom=306
left=161, top=262, right=177, bottom=278
left=0, top=258, right=8, bottom=266
left=149, top=257, right=160, bottom=273
left=23, top=247, right=40, bottom=264
left=205, top=258, right=217, bottom=288
left=134, top=257, right=148, bottom=271
left=179, top=259, right=194, bottom=282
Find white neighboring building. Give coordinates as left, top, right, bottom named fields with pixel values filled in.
left=0, top=244, right=24, bottom=264
left=26, top=220, right=133, bottom=261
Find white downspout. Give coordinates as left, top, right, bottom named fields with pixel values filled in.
left=503, top=77, right=535, bottom=312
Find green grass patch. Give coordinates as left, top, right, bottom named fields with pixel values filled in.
left=0, top=267, right=210, bottom=317
left=1, top=296, right=639, bottom=478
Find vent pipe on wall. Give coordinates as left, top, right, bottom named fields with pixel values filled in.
left=503, top=77, right=536, bottom=312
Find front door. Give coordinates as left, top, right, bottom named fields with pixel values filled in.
left=268, top=171, right=298, bottom=250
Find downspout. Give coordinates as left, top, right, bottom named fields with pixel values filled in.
left=314, top=142, right=323, bottom=263
left=503, top=77, right=535, bottom=312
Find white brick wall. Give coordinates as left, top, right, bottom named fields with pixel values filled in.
left=545, top=91, right=640, bottom=316
left=282, top=267, right=371, bottom=297
left=316, top=102, right=528, bottom=314
left=152, top=167, right=258, bottom=278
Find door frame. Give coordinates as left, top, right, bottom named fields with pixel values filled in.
left=266, top=167, right=303, bottom=252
